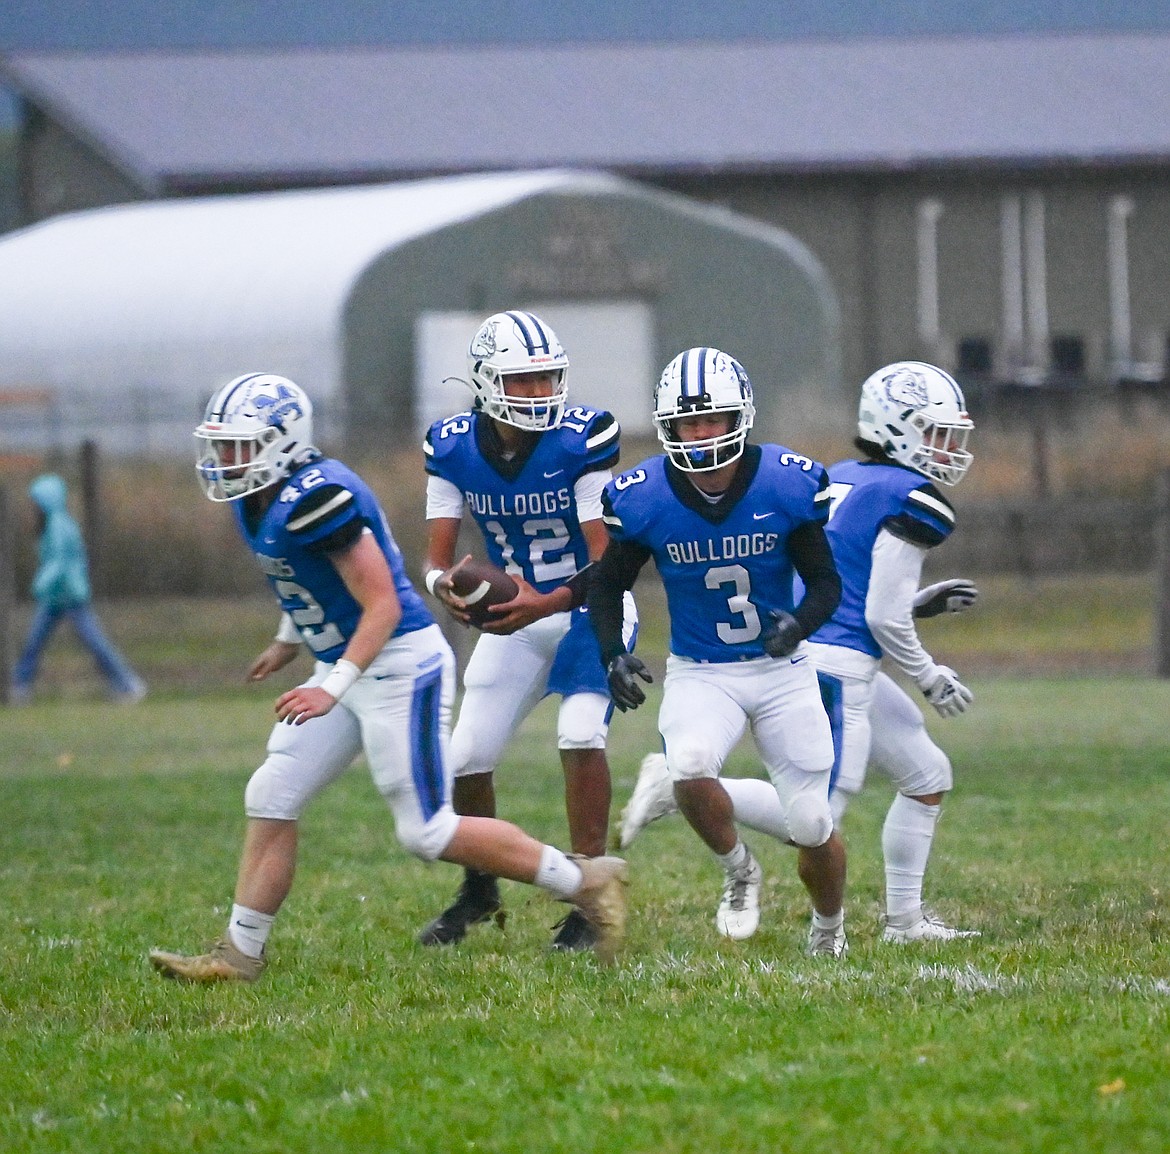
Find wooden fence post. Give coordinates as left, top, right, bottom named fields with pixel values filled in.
left=80, top=439, right=102, bottom=596
left=1156, top=469, right=1170, bottom=677
left=0, top=484, right=12, bottom=703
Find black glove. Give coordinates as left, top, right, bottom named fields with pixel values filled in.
left=761, top=609, right=802, bottom=658
left=913, top=578, right=979, bottom=619
left=606, top=653, right=653, bottom=712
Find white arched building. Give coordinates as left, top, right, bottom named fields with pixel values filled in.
left=0, top=169, right=841, bottom=455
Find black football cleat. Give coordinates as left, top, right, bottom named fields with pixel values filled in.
left=548, top=908, right=599, bottom=952
left=418, top=870, right=504, bottom=946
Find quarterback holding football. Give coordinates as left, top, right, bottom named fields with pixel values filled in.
left=420, top=310, right=637, bottom=953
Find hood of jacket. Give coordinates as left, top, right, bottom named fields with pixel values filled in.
left=29, top=473, right=69, bottom=514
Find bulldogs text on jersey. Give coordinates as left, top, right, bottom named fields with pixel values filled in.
left=423, top=407, right=619, bottom=594
left=603, top=446, right=829, bottom=662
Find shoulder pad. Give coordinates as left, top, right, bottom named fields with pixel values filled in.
left=811, top=468, right=832, bottom=518
left=423, top=412, right=476, bottom=466
left=583, top=409, right=619, bottom=450
left=906, top=482, right=956, bottom=527
left=285, top=483, right=358, bottom=537
left=883, top=482, right=955, bottom=548
left=601, top=458, right=660, bottom=537
left=563, top=408, right=620, bottom=471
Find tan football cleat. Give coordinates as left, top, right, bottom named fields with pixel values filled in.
left=566, top=854, right=629, bottom=965
left=149, top=937, right=266, bottom=983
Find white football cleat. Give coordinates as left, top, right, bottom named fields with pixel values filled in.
left=807, top=921, right=849, bottom=958
left=618, top=753, right=678, bottom=849
left=882, top=908, right=980, bottom=943
left=715, top=850, right=762, bottom=940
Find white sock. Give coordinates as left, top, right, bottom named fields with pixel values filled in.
left=715, top=839, right=750, bottom=875
left=534, top=845, right=584, bottom=899
left=882, top=793, right=941, bottom=922
left=722, top=778, right=791, bottom=841
left=811, top=907, right=844, bottom=931
left=228, top=904, right=275, bottom=958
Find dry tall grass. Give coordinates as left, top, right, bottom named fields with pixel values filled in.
left=2, top=392, right=1168, bottom=599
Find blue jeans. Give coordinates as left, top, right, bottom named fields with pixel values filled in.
left=13, top=602, right=143, bottom=696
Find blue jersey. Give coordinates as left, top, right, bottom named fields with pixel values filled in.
left=810, top=458, right=956, bottom=658
left=423, top=406, right=620, bottom=593
left=603, top=445, right=831, bottom=662
left=233, top=456, right=434, bottom=663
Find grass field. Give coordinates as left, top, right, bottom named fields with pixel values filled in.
left=2, top=580, right=1169, bottom=1151
left=3, top=570, right=1158, bottom=703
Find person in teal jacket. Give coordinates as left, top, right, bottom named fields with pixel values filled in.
left=11, top=473, right=146, bottom=703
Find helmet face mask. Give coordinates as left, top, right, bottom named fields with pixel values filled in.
left=466, top=310, right=569, bottom=431
left=195, top=373, right=315, bottom=502
left=654, top=347, right=755, bottom=472
left=857, top=361, right=973, bottom=486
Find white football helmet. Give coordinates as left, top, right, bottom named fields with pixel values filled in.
left=195, top=373, right=316, bottom=501
left=857, top=361, right=974, bottom=486
left=465, top=310, right=569, bottom=431
left=654, top=347, right=756, bottom=472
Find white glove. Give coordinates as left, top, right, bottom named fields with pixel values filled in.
left=913, top=579, right=979, bottom=619
left=915, top=663, right=974, bottom=718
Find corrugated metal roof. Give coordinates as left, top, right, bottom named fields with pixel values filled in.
left=3, top=32, right=1168, bottom=188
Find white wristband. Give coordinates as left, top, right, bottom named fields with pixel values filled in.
left=424, top=568, right=444, bottom=596
left=319, top=658, right=361, bottom=701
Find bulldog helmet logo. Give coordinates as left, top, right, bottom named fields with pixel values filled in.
left=882, top=367, right=930, bottom=409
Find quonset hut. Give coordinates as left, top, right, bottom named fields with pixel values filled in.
left=0, top=169, right=840, bottom=455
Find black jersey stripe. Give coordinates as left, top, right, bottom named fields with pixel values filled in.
left=907, top=487, right=956, bottom=526
left=586, top=415, right=620, bottom=453
left=286, top=488, right=356, bottom=533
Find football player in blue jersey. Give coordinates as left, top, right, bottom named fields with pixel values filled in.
left=418, top=311, right=637, bottom=952
left=148, top=373, right=629, bottom=982
left=621, top=361, right=980, bottom=945
left=587, top=347, right=849, bottom=957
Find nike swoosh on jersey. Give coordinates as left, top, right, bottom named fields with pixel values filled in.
left=790, top=655, right=807, bottom=664
left=544, top=469, right=563, bottom=478
left=753, top=512, right=774, bottom=520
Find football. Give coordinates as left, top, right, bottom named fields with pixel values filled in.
left=448, top=558, right=519, bottom=627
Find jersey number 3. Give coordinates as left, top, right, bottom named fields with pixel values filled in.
left=707, top=564, right=762, bottom=644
